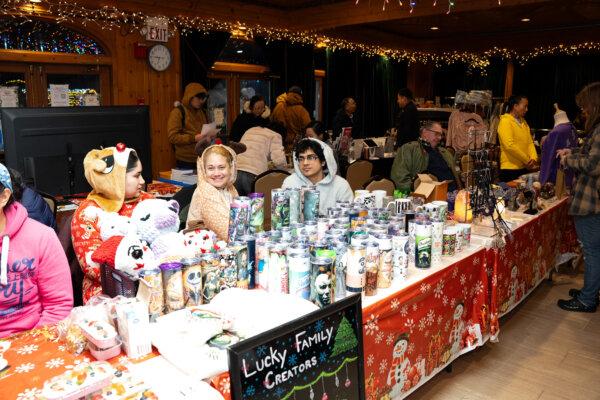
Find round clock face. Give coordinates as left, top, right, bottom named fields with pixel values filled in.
left=148, top=44, right=171, bottom=72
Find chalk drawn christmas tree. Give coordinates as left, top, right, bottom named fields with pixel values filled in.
left=331, top=316, right=358, bottom=357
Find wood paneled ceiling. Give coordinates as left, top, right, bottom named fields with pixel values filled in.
left=80, top=0, right=600, bottom=52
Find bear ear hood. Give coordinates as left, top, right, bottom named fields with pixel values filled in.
left=84, top=143, right=134, bottom=213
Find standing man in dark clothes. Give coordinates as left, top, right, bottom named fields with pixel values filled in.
left=332, top=97, right=361, bottom=140
left=395, top=88, right=420, bottom=149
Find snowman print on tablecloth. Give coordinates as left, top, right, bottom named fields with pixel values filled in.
left=448, top=302, right=465, bottom=356
left=387, top=333, right=423, bottom=397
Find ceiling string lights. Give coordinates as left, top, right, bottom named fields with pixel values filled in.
left=1, top=0, right=598, bottom=70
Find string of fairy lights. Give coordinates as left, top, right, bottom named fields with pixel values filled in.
left=1, top=0, right=599, bottom=70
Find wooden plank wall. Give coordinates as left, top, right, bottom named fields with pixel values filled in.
left=108, top=30, right=181, bottom=179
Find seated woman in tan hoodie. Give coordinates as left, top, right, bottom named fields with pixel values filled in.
left=186, top=145, right=238, bottom=241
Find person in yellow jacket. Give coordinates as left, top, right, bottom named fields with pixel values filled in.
left=497, top=95, right=539, bottom=182
left=271, top=86, right=311, bottom=152
left=167, top=82, right=215, bottom=169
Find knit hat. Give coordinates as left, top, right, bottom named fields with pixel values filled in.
left=91, top=235, right=124, bottom=268
left=91, top=234, right=155, bottom=276
left=553, top=103, right=570, bottom=127
left=83, top=143, right=135, bottom=213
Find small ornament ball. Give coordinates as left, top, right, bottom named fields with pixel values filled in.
left=322, top=393, right=328, bottom=400
left=345, top=378, right=351, bottom=388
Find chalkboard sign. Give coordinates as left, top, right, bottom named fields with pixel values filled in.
left=228, top=294, right=365, bottom=400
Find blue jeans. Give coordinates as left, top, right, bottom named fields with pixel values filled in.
left=574, top=213, right=600, bottom=307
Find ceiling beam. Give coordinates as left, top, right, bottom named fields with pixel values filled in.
left=289, top=0, right=555, bottom=31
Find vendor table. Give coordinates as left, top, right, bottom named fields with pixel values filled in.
left=360, top=197, right=577, bottom=400
left=0, top=199, right=576, bottom=400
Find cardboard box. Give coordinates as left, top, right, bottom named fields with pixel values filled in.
left=411, top=174, right=451, bottom=203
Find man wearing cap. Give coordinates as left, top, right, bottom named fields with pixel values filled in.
left=271, top=86, right=312, bottom=151
left=168, top=82, right=215, bottom=169
left=395, top=88, right=420, bottom=148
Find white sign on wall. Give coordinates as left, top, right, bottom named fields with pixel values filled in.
left=145, top=17, right=169, bottom=42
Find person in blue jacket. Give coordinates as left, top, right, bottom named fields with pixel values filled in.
left=9, top=169, right=57, bottom=231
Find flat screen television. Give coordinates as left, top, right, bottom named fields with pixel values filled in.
left=1, top=106, right=151, bottom=197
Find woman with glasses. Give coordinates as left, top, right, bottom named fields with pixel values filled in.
left=168, top=82, right=215, bottom=169
left=497, top=95, right=539, bottom=182
left=391, top=121, right=462, bottom=192
left=282, top=138, right=353, bottom=215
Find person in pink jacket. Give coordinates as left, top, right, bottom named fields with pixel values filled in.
left=0, top=163, right=73, bottom=338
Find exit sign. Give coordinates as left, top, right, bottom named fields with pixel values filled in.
left=145, top=17, right=168, bottom=42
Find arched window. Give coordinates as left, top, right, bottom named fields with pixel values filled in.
left=0, top=17, right=105, bottom=55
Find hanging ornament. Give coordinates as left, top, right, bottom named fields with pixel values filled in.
left=321, top=376, right=328, bottom=400
left=335, top=373, right=340, bottom=388
left=345, top=378, right=352, bottom=388
left=447, top=0, right=455, bottom=14
left=309, top=384, right=314, bottom=400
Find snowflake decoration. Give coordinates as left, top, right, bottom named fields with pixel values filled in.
left=412, top=303, right=418, bottom=312
left=404, top=319, right=415, bottom=333
left=288, top=354, right=298, bottom=366
left=390, top=299, right=400, bottom=310
left=365, top=314, right=380, bottom=336
left=473, top=257, right=480, bottom=266
left=434, top=282, right=444, bottom=298
left=450, top=298, right=457, bottom=308
left=474, top=281, right=484, bottom=295
left=219, top=377, right=231, bottom=394
left=57, top=345, right=66, bottom=352
left=420, top=282, right=431, bottom=293
left=314, top=320, right=325, bottom=333
left=379, top=359, right=388, bottom=374
left=319, top=351, right=327, bottom=363
left=16, top=344, right=39, bottom=355
left=407, top=343, right=415, bottom=355
left=418, top=318, right=426, bottom=332
left=442, top=295, right=449, bottom=306
left=244, top=385, right=256, bottom=397
left=460, top=274, right=467, bottom=286
left=275, top=387, right=285, bottom=397
left=386, top=333, right=395, bottom=346
left=45, top=358, right=64, bottom=369
left=375, top=332, right=384, bottom=344
left=400, top=305, right=409, bottom=317
left=16, top=388, right=42, bottom=400
left=452, top=267, right=458, bottom=278
left=437, top=315, right=443, bottom=326
left=424, top=330, right=430, bottom=338
left=15, top=363, right=35, bottom=373
left=256, top=345, right=268, bottom=358
left=367, top=354, right=375, bottom=366
left=427, top=310, right=435, bottom=324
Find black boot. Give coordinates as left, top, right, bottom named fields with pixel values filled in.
left=557, top=298, right=597, bottom=313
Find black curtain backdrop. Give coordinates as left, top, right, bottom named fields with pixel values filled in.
left=324, top=49, right=407, bottom=137
left=432, top=59, right=507, bottom=105
left=513, top=55, right=600, bottom=129
left=180, top=32, right=315, bottom=114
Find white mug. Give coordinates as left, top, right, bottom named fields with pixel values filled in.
left=386, top=198, right=412, bottom=214
left=372, top=190, right=387, bottom=208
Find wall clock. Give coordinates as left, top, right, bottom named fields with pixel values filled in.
left=147, top=44, right=171, bottom=72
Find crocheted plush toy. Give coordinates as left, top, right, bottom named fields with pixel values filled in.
left=83, top=206, right=135, bottom=241
left=130, top=199, right=180, bottom=244
left=182, top=228, right=227, bottom=256
left=130, top=199, right=185, bottom=261
left=91, top=234, right=157, bottom=277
